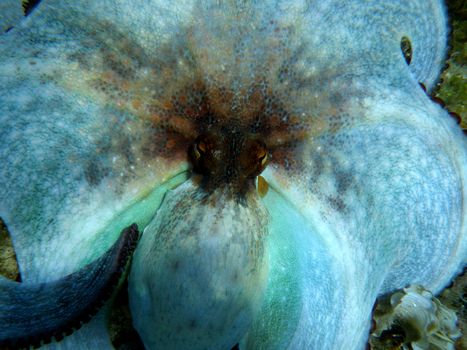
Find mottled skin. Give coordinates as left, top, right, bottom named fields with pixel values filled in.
left=130, top=179, right=269, bottom=350
left=0, top=224, right=139, bottom=349
left=0, top=1, right=465, bottom=350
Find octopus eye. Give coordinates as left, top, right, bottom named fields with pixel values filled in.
left=257, top=148, right=268, bottom=167
left=240, top=139, right=269, bottom=178
left=197, top=140, right=207, bottom=154
left=189, top=134, right=218, bottom=175
left=192, top=140, right=207, bottom=161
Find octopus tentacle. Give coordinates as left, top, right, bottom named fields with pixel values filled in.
left=0, top=224, right=139, bottom=349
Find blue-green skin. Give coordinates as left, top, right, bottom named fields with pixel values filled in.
left=0, top=0, right=466, bottom=349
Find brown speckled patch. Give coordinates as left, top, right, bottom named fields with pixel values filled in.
left=0, top=218, right=20, bottom=282
left=108, top=280, right=145, bottom=350
left=52, top=17, right=326, bottom=189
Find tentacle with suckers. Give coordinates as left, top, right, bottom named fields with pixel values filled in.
left=0, top=224, right=139, bottom=349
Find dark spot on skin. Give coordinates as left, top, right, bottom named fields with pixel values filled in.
left=119, top=136, right=137, bottom=168
left=327, top=195, right=346, bottom=213
left=231, top=271, right=239, bottom=283
left=188, top=319, right=197, bottom=329
left=171, top=260, right=180, bottom=271
left=335, top=171, right=353, bottom=194
left=101, top=50, right=137, bottom=80
left=84, top=161, right=109, bottom=186
left=400, top=36, right=412, bottom=65
left=67, top=52, right=93, bottom=70
left=311, top=153, right=325, bottom=178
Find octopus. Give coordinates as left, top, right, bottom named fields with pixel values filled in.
left=0, top=0, right=465, bottom=349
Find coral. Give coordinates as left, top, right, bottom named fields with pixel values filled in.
left=369, top=285, right=461, bottom=350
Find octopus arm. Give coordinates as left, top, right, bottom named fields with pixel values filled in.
left=0, top=0, right=189, bottom=283
left=0, top=224, right=139, bottom=349
left=248, top=66, right=467, bottom=349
